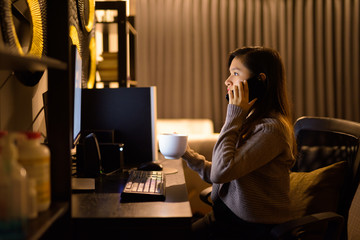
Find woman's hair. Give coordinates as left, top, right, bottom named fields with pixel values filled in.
left=228, top=46, right=295, bottom=146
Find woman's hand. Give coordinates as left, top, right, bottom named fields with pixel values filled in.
left=228, top=81, right=256, bottom=113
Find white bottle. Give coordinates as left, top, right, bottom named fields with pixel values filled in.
left=0, top=131, right=28, bottom=240
left=18, top=132, right=51, bottom=212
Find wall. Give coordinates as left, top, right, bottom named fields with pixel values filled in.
left=0, top=63, right=47, bottom=137
left=0, top=0, right=49, bottom=137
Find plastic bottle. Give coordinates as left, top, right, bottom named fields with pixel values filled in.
left=18, top=132, right=51, bottom=212
left=27, top=179, right=38, bottom=219
left=0, top=131, right=28, bottom=240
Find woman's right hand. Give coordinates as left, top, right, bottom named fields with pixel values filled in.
left=228, top=81, right=256, bottom=113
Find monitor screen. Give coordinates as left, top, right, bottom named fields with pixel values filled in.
left=81, top=87, right=158, bottom=168
left=72, top=45, right=82, bottom=146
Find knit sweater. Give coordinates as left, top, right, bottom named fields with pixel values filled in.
left=182, top=104, right=295, bottom=224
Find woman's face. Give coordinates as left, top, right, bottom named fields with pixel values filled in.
left=224, top=57, right=252, bottom=91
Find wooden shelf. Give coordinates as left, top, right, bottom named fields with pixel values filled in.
left=95, top=21, right=117, bottom=24
left=0, top=48, right=67, bottom=71
left=26, top=201, right=69, bottom=240
left=95, top=1, right=128, bottom=87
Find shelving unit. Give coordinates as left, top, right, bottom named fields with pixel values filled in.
left=26, top=202, right=69, bottom=240
left=0, top=44, right=69, bottom=240
left=0, top=48, right=67, bottom=71
left=34, top=1, right=72, bottom=238
left=95, top=1, right=128, bottom=87
left=0, top=0, right=71, bottom=238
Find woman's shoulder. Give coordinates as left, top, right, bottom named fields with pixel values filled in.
left=254, top=114, right=291, bottom=135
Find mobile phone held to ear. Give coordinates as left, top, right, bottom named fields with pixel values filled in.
left=247, top=75, right=266, bottom=101
left=225, top=75, right=266, bottom=102
left=225, top=92, right=230, bottom=102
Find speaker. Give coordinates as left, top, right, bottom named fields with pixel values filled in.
left=76, top=132, right=124, bottom=178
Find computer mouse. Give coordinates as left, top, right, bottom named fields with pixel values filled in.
left=137, top=162, right=163, bottom=171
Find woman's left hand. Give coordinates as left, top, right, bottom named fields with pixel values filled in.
left=228, top=81, right=256, bottom=113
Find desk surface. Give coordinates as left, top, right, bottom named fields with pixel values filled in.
left=71, top=158, right=192, bottom=238
left=72, top=159, right=192, bottom=219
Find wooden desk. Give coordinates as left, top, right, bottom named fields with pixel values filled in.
left=71, top=159, right=192, bottom=239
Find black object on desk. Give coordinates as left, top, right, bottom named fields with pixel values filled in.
left=81, top=87, right=157, bottom=169
left=76, top=131, right=125, bottom=178
left=137, top=161, right=163, bottom=171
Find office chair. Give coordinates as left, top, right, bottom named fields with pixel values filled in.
left=291, top=117, right=360, bottom=217
left=199, top=116, right=360, bottom=240
left=348, top=179, right=360, bottom=239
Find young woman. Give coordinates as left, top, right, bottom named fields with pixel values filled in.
left=182, top=46, right=296, bottom=239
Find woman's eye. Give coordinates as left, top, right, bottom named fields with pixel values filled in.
left=234, top=72, right=239, bottom=76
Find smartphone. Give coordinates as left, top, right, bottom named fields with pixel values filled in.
left=225, top=75, right=266, bottom=102
left=225, top=92, right=231, bottom=102
left=247, top=75, right=266, bottom=101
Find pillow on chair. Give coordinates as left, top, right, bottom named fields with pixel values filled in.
left=290, top=161, right=347, bottom=219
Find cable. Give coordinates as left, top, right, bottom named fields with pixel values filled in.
left=0, top=72, right=15, bottom=90
left=27, top=106, right=44, bottom=130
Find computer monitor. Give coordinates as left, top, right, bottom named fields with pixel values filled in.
left=81, top=87, right=158, bottom=168
left=71, top=45, right=82, bottom=147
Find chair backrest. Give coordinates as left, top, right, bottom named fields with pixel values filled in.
left=348, top=181, right=360, bottom=240
left=293, top=116, right=360, bottom=186
left=293, top=116, right=360, bottom=238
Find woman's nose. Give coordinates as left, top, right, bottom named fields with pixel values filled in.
left=225, top=77, right=232, bottom=87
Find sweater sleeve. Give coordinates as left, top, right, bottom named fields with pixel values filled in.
left=181, top=104, right=246, bottom=183
left=210, top=105, right=289, bottom=183
left=182, top=146, right=212, bottom=183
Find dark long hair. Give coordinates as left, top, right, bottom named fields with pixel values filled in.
left=228, top=46, right=294, bottom=142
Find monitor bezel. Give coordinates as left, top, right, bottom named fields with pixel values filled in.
left=70, top=44, right=82, bottom=148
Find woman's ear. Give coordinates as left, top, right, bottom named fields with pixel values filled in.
left=259, top=73, right=266, bottom=81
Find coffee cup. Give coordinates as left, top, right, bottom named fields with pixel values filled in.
left=159, top=133, right=188, bottom=159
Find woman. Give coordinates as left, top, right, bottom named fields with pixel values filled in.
left=182, top=46, right=296, bottom=239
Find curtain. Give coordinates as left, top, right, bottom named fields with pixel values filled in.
left=136, top=0, right=360, bottom=132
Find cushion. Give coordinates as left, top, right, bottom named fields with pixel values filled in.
left=289, top=161, right=347, bottom=219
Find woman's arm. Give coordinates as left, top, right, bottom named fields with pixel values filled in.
left=211, top=105, right=289, bottom=183
left=182, top=146, right=213, bottom=183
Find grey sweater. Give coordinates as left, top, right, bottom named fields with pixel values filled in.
left=182, top=104, right=295, bottom=224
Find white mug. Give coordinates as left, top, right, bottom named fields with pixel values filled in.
left=159, top=133, right=188, bottom=159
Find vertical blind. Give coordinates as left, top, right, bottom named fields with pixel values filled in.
left=136, top=0, right=359, bottom=132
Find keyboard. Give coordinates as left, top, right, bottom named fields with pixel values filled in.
left=120, top=170, right=166, bottom=202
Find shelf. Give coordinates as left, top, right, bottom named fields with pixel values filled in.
left=26, top=201, right=69, bottom=240
left=95, top=1, right=128, bottom=87
left=0, top=48, right=67, bottom=71
left=96, top=21, right=117, bottom=24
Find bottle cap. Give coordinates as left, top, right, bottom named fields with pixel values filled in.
left=25, top=132, right=41, bottom=139
left=0, top=131, right=8, bottom=138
